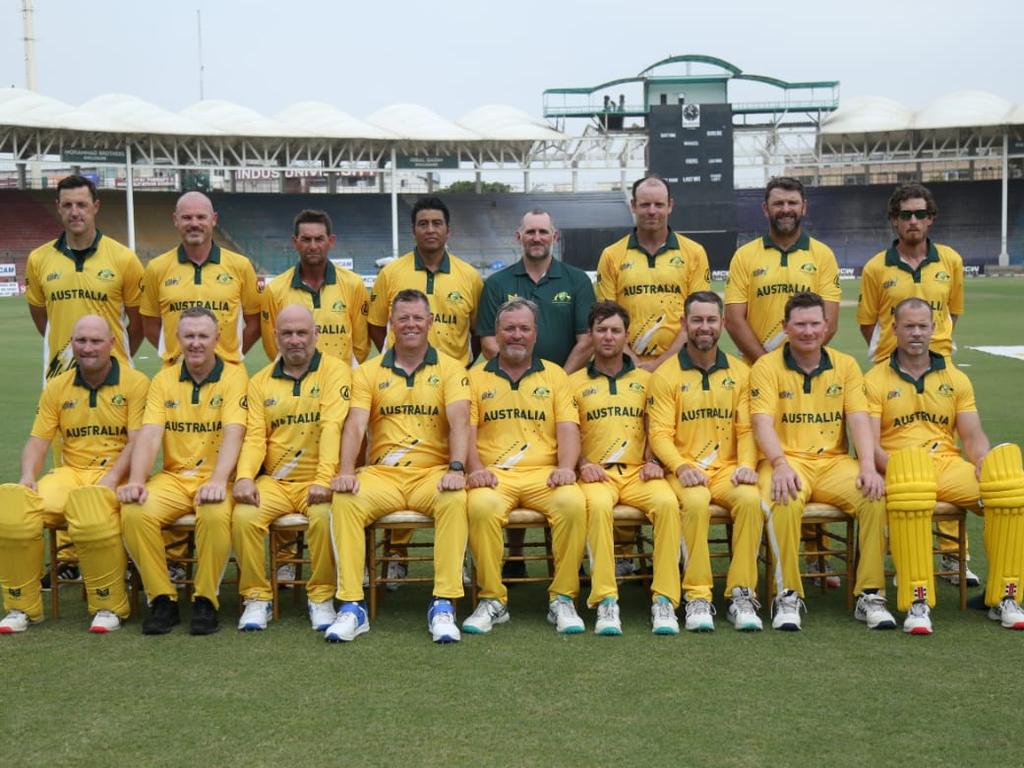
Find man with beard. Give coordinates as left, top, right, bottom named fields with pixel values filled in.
left=648, top=292, right=763, bottom=632
left=857, top=184, right=974, bottom=585
left=725, top=177, right=841, bottom=363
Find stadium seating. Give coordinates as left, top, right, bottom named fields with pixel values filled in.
left=0, top=190, right=60, bottom=280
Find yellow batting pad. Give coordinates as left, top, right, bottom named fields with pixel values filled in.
left=886, top=447, right=937, bottom=512
left=980, top=443, right=1024, bottom=509
left=980, top=444, right=1024, bottom=606
left=886, top=448, right=938, bottom=612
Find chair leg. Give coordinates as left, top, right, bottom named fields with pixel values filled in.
left=367, top=527, right=379, bottom=621
left=48, top=527, right=60, bottom=620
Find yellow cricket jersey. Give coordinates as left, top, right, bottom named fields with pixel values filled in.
left=367, top=249, right=483, bottom=365
left=750, top=344, right=868, bottom=460
left=143, top=356, right=248, bottom=477
left=470, top=357, right=578, bottom=469
left=261, top=262, right=369, bottom=364
left=857, top=241, right=965, bottom=363
left=140, top=243, right=260, bottom=365
left=30, top=359, right=149, bottom=471
left=648, top=347, right=756, bottom=473
left=725, top=233, right=841, bottom=353
left=25, top=232, right=144, bottom=380
left=864, top=352, right=976, bottom=458
left=596, top=231, right=711, bottom=359
left=237, top=351, right=352, bottom=487
left=569, top=358, right=650, bottom=468
left=352, top=346, right=470, bottom=469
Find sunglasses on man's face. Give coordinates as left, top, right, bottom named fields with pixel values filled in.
left=896, top=209, right=931, bottom=221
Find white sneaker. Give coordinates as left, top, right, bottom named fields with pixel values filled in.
left=324, top=602, right=369, bottom=643
left=988, top=597, right=1024, bottom=630
left=427, top=598, right=461, bottom=643
left=903, top=600, right=933, bottom=635
left=276, top=563, right=296, bottom=590
left=806, top=561, right=841, bottom=589
left=547, top=595, right=585, bottom=634
left=89, top=610, right=122, bottom=633
left=684, top=598, right=716, bottom=632
left=0, top=609, right=34, bottom=634
left=615, top=559, right=637, bottom=579
left=594, top=597, right=622, bottom=636
left=939, top=556, right=981, bottom=587
left=385, top=561, right=408, bottom=592
left=771, top=590, right=805, bottom=631
left=238, top=599, right=272, bottom=631
left=308, top=599, right=336, bottom=632
left=854, top=592, right=897, bottom=630
left=726, top=587, right=763, bottom=632
left=461, top=598, right=509, bottom=634
left=651, top=596, right=680, bottom=635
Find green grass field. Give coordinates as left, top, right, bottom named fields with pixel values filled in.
left=2, top=280, right=1024, bottom=767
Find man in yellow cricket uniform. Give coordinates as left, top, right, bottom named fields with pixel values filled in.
left=865, top=297, right=1024, bottom=632
left=367, top=197, right=482, bottom=366
left=233, top=305, right=351, bottom=632
left=261, top=209, right=369, bottom=365
left=751, top=291, right=895, bottom=631
left=25, top=175, right=144, bottom=383
left=570, top=301, right=681, bottom=636
left=120, top=307, right=247, bottom=635
left=463, top=298, right=588, bottom=635
left=725, top=177, right=840, bottom=362
left=140, top=191, right=260, bottom=366
left=326, top=289, right=469, bottom=644
left=858, top=184, right=970, bottom=580
left=596, top=176, right=710, bottom=371
left=0, top=316, right=148, bottom=634
left=649, top=291, right=763, bottom=633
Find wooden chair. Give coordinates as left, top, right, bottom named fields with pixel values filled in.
left=269, top=513, right=311, bottom=619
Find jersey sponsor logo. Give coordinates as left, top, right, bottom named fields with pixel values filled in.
left=622, top=283, right=681, bottom=297
left=483, top=407, right=546, bottom=422
left=886, top=389, right=901, bottom=400
left=167, top=300, right=231, bottom=312
left=628, top=381, right=645, bottom=393
left=8, top=587, right=21, bottom=597
left=309, top=384, right=321, bottom=397
left=264, top=397, right=278, bottom=407
left=620, top=261, right=634, bottom=270
left=937, top=383, right=955, bottom=397
left=779, top=391, right=794, bottom=400
left=447, top=290, right=463, bottom=303
left=46, top=271, right=62, bottom=281
left=65, top=424, right=127, bottom=438
left=239, top=395, right=248, bottom=409
left=781, top=410, right=842, bottom=424
left=111, top=394, right=127, bottom=406
left=755, top=282, right=810, bottom=297
left=720, top=376, right=736, bottom=390
left=360, top=301, right=368, bottom=316
left=340, top=385, right=350, bottom=400
left=331, top=300, right=347, bottom=312
left=378, top=380, right=391, bottom=390
left=750, top=387, right=759, bottom=399
left=935, top=271, right=951, bottom=283
left=481, top=389, right=496, bottom=400
left=216, top=272, right=234, bottom=284
left=581, top=386, right=598, bottom=398
left=271, top=411, right=320, bottom=429
left=799, top=263, right=817, bottom=274
left=668, top=255, right=685, bottom=267
left=552, top=291, right=572, bottom=303
left=166, top=420, right=222, bottom=433
left=209, top=395, right=223, bottom=407
left=379, top=404, right=440, bottom=416
left=96, top=268, right=116, bottom=281
left=461, top=376, right=469, bottom=387
left=826, top=383, right=843, bottom=397
left=752, top=267, right=768, bottom=277
left=531, top=386, right=551, bottom=398
left=62, top=399, right=77, bottom=410
left=883, top=279, right=898, bottom=289
left=505, top=293, right=521, bottom=302
left=50, top=288, right=109, bottom=302
left=426, top=374, right=441, bottom=387
left=165, top=276, right=182, bottom=287
left=892, top=410, right=950, bottom=428
left=164, top=400, right=179, bottom=409
left=585, top=405, right=644, bottom=420
left=680, top=407, right=732, bottom=422
left=96, top=587, right=110, bottom=598
left=680, top=383, right=691, bottom=393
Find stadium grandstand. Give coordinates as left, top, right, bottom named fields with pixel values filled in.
left=1, top=54, right=1023, bottom=287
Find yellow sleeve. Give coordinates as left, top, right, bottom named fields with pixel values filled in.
left=689, top=243, right=711, bottom=293
left=236, top=375, right=267, bottom=480
left=25, top=251, right=44, bottom=307
left=954, top=369, right=977, bottom=414
left=443, top=358, right=471, bottom=404
left=351, top=278, right=370, bottom=363
left=863, top=367, right=884, bottom=419
left=646, top=368, right=686, bottom=472
left=260, top=283, right=279, bottom=360
left=143, top=372, right=168, bottom=426
left=240, top=258, right=261, bottom=316
left=949, top=251, right=965, bottom=316
left=366, top=268, right=391, bottom=327
left=552, top=367, right=578, bottom=425
left=841, top=356, right=868, bottom=415
left=749, top=358, right=777, bottom=416
left=856, top=261, right=880, bottom=326
left=595, top=247, right=617, bottom=302
left=29, top=382, right=60, bottom=441
left=126, top=371, right=150, bottom=431
left=316, top=362, right=350, bottom=486
left=220, top=366, right=250, bottom=427
left=817, top=245, right=841, bottom=302
left=122, top=251, right=145, bottom=308
left=469, top=371, right=482, bottom=427
left=350, top=363, right=373, bottom=412
left=733, top=366, right=757, bottom=468
left=724, top=251, right=748, bottom=305
left=140, top=262, right=161, bottom=318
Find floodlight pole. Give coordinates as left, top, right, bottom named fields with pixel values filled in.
left=390, top=147, right=399, bottom=258
left=197, top=10, right=205, bottom=100
left=22, top=0, right=36, bottom=91
left=999, top=131, right=1009, bottom=267
left=125, top=144, right=136, bottom=253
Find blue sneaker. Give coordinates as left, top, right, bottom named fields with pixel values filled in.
left=324, top=601, right=369, bottom=643
left=427, top=598, right=461, bottom=643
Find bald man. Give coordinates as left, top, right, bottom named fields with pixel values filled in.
left=140, top=191, right=260, bottom=368
left=0, top=316, right=149, bottom=633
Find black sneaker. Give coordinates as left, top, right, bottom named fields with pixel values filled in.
left=190, top=597, right=220, bottom=635
left=142, top=595, right=180, bottom=635
left=41, top=563, right=81, bottom=591
left=502, top=560, right=528, bottom=580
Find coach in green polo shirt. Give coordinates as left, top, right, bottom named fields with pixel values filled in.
left=478, top=209, right=595, bottom=371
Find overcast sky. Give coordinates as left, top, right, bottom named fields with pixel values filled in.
left=1, top=0, right=1020, bottom=120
